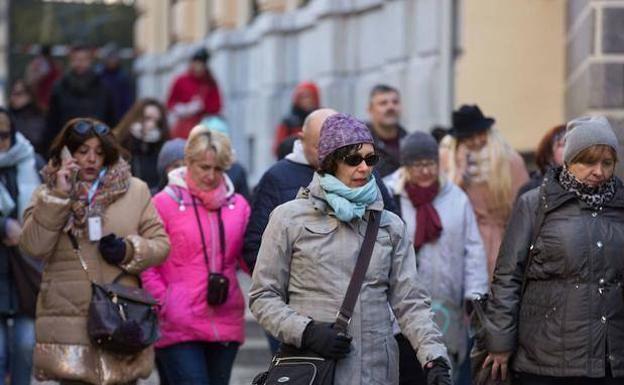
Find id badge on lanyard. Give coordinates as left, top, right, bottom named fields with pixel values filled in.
left=87, top=168, right=107, bottom=242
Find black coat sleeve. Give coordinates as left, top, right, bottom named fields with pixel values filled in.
left=485, top=191, right=538, bottom=353
left=243, top=171, right=281, bottom=272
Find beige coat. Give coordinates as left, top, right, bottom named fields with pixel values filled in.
left=19, top=177, right=170, bottom=385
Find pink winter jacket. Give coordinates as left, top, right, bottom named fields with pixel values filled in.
left=142, top=168, right=251, bottom=348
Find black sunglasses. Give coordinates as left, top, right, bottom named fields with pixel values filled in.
left=72, top=120, right=110, bottom=136
left=342, top=153, right=380, bottom=167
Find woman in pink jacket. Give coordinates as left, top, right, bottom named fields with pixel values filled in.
left=142, top=124, right=250, bottom=385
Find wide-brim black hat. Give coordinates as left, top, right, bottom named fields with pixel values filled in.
left=450, top=104, right=495, bottom=139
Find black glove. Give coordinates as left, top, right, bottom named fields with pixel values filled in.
left=424, top=357, right=452, bottom=385
left=301, top=321, right=352, bottom=360
left=98, top=233, right=127, bottom=265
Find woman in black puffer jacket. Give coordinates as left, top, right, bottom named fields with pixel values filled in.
left=484, top=115, right=624, bottom=385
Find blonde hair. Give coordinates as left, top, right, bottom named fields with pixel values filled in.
left=441, top=129, right=515, bottom=219
left=185, top=124, right=234, bottom=170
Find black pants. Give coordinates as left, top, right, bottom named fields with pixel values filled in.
left=517, top=373, right=620, bottom=385
left=396, top=333, right=427, bottom=385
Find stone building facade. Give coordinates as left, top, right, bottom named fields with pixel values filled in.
left=134, top=0, right=624, bottom=181
left=566, top=0, right=624, bottom=174
left=135, top=0, right=456, bottom=181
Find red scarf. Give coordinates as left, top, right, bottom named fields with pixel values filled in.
left=405, top=182, right=443, bottom=251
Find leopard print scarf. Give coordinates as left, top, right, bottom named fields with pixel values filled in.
left=558, top=167, right=616, bottom=209
left=41, top=158, right=132, bottom=238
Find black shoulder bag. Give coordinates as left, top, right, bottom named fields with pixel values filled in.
left=68, top=233, right=160, bottom=354
left=252, top=210, right=382, bottom=385
left=470, top=184, right=548, bottom=385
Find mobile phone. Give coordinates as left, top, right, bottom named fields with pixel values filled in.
left=60, top=146, right=78, bottom=189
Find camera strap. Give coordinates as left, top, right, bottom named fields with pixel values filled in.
left=191, top=196, right=225, bottom=274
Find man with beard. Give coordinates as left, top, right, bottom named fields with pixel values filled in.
left=366, top=84, right=407, bottom=178
left=45, top=44, right=116, bottom=150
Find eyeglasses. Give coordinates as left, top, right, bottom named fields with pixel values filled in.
left=0, top=132, right=10, bottom=141
left=407, top=160, right=438, bottom=170
left=342, top=153, right=380, bottom=167
left=72, top=120, right=110, bottom=136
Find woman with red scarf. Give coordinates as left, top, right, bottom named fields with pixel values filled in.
left=384, top=131, right=489, bottom=384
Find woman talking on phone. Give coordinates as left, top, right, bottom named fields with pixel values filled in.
left=19, top=117, right=170, bottom=385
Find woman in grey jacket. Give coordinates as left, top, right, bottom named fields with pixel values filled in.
left=485, top=116, right=624, bottom=385
left=250, top=113, right=451, bottom=385
left=384, top=132, right=488, bottom=383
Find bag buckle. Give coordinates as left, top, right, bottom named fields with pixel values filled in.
left=335, top=311, right=351, bottom=327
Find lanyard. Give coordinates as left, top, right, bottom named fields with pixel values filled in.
left=87, top=168, right=107, bottom=206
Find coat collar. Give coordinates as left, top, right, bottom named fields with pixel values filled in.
left=540, top=167, right=624, bottom=213
left=297, top=172, right=384, bottom=215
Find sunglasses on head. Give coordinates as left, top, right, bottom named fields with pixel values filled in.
left=342, top=153, right=380, bottom=167
left=72, top=120, right=110, bottom=136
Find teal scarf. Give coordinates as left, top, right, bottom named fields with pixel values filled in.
left=319, top=173, right=378, bottom=222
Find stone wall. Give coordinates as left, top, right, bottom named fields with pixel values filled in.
left=566, top=0, right=624, bottom=174
left=135, top=0, right=454, bottom=182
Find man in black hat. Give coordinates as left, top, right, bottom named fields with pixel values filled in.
left=366, top=84, right=407, bottom=178
left=166, top=47, right=222, bottom=138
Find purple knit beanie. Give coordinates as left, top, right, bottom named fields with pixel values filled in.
left=318, top=113, right=374, bottom=165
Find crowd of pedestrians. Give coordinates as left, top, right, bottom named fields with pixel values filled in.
left=0, top=42, right=621, bottom=385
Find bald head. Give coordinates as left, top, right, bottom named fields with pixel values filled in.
left=301, top=108, right=337, bottom=168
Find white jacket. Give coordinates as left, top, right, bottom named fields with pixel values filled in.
left=384, top=169, right=488, bottom=358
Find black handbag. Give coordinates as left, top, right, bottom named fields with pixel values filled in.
left=191, top=197, right=230, bottom=306
left=68, top=233, right=159, bottom=354
left=252, top=210, right=382, bottom=385
left=470, top=184, right=547, bottom=385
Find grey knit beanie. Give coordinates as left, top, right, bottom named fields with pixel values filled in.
left=563, top=116, right=619, bottom=163
left=400, top=131, right=439, bottom=165
left=157, top=138, right=187, bottom=176
left=318, top=113, right=373, bottom=165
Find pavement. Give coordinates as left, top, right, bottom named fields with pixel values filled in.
left=33, top=273, right=273, bottom=385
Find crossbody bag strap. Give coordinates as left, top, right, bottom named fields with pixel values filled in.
left=334, top=210, right=382, bottom=333
left=68, top=232, right=91, bottom=278
left=191, top=197, right=226, bottom=274
left=68, top=233, right=137, bottom=285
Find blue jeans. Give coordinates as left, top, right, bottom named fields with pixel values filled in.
left=0, top=315, right=35, bottom=385
left=157, top=341, right=239, bottom=385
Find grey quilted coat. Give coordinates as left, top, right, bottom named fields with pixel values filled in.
left=486, top=169, right=624, bottom=378
left=249, top=174, right=448, bottom=384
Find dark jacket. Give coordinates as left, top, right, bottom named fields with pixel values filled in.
left=10, top=103, right=46, bottom=156
left=486, top=168, right=624, bottom=378
left=242, top=159, right=398, bottom=271
left=226, top=162, right=250, bottom=202
left=366, top=123, right=407, bottom=178
left=98, top=66, right=134, bottom=122
left=45, top=71, right=116, bottom=146
left=127, top=137, right=162, bottom=190
left=0, top=166, right=20, bottom=314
